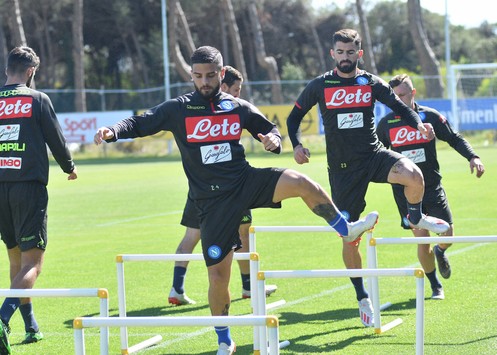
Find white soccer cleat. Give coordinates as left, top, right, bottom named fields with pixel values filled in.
left=431, top=287, right=445, bottom=300
left=342, top=211, right=379, bottom=243
left=358, top=297, right=374, bottom=327
left=409, top=214, right=449, bottom=234
left=241, top=284, right=278, bottom=299
left=217, top=341, right=236, bottom=355
left=168, top=287, right=196, bottom=306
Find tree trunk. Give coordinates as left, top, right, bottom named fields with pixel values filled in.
left=407, top=0, right=444, bottom=98
left=72, top=0, right=86, bottom=112
left=0, top=15, right=8, bottom=84
left=6, top=0, right=26, bottom=46
left=168, top=0, right=194, bottom=82
left=356, top=0, right=378, bottom=73
left=220, top=0, right=252, bottom=100
left=247, top=0, right=283, bottom=104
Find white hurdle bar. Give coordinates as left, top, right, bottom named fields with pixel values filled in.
left=256, top=268, right=425, bottom=355
left=0, top=288, right=109, bottom=354
left=116, top=252, right=259, bottom=354
left=73, top=315, right=280, bottom=355
left=366, top=235, right=497, bottom=309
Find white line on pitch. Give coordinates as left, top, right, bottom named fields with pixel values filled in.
left=96, top=211, right=183, bottom=227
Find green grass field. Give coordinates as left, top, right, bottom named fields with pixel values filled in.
left=3, top=142, right=497, bottom=354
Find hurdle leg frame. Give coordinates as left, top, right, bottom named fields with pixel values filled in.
left=116, top=252, right=256, bottom=354
left=256, top=268, right=424, bottom=355
left=0, top=288, right=109, bottom=355
left=74, top=315, right=280, bottom=355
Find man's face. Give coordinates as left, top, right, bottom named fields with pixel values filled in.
left=191, top=63, right=222, bottom=99
left=393, top=82, right=415, bottom=107
left=221, top=80, right=242, bottom=98
left=331, top=41, right=362, bottom=74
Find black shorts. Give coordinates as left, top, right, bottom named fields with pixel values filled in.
left=328, top=149, right=403, bottom=221
left=0, top=182, right=48, bottom=251
left=392, top=183, right=453, bottom=229
left=195, top=167, right=284, bottom=266
left=181, top=195, right=252, bottom=229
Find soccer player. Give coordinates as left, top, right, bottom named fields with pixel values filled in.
left=286, top=28, right=450, bottom=327
left=377, top=73, right=485, bottom=299
left=0, top=46, right=78, bottom=352
left=94, top=45, right=378, bottom=355
left=168, top=65, right=277, bottom=306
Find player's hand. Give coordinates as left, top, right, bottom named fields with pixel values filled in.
left=470, top=157, right=485, bottom=178
left=293, top=144, right=311, bottom=164
left=257, top=133, right=280, bottom=152
left=418, top=123, right=435, bottom=141
left=68, top=167, right=78, bottom=180
left=94, top=127, right=114, bottom=145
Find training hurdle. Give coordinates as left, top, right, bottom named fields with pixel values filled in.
left=0, top=288, right=109, bottom=353
left=366, top=234, right=497, bottom=306
left=116, top=252, right=264, bottom=354
left=74, top=315, right=280, bottom=355
left=256, top=268, right=425, bottom=355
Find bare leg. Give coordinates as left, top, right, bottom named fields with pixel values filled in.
left=387, top=158, right=424, bottom=204
left=10, top=248, right=44, bottom=306
left=207, top=251, right=233, bottom=316
left=236, top=224, right=250, bottom=275
left=174, top=227, right=201, bottom=268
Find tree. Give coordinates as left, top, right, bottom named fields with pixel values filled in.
left=168, top=0, right=194, bottom=82
left=356, top=0, right=377, bottom=73
left=247, top=0, right=283, bottom=104
left=72, top=0, right=86, bottom=112
left=407, top=0, right=444, bottom=98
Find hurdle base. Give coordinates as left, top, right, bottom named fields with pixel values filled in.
left=267, top=299, right=286, bottom=310
left=374, top=318, right=403, bottom=334
left=279, top=340, right=291, bottom=348
left=380, top=302, right=392, bottom=311
left=124, top=334, right=162, bottom=354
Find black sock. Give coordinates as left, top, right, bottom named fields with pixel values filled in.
left=407, top=202, right=422, bottom=224
left=20, top=303, right=39, bottom=333
left=426, top=269, right=442, bottom=290
left=241, top=273, right=251, bottom=291
left=172, top=266, right=187, bottom=294
left=350, top=277, right=368, bottom=301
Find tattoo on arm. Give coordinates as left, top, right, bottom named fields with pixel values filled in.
left=312, top=203, right=338, bottom=222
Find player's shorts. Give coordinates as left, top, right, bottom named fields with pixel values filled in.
left=195, top=167, right=284, bottom=266
left=181, top=195, right=252, bottom=229
left=0, top=181, right=48, bottom=251
left=392, top=183, right=453, bottom=229
left=328, top=149, right=403, bottom=221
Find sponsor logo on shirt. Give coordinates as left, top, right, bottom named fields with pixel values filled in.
left=200, top=142, right=232, bottom=164
left=186, top=105, right=206, bottom=110
left=0, top=157, right=22, bottom=169
left=0, top=143, right=25, bottom=152
left=337, top=112, right=364, bottom=129
left=0, top=124, right=20, bottom=141
left=0, top=97, right=33, bottom=119
left=401, top=148, right=426, bottom=164
left=390, top=126, right=430, bottom=147
left=325, top=86, right=372, bottom=109
left=186, top=115, right=241, bottom=142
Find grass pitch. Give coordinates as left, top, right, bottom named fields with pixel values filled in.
left=2, top=142, right=496, bottom=354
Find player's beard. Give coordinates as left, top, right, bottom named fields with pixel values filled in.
left=194, top=82, right=220, bottom=100
left=336, top=59, right=357, bottom=74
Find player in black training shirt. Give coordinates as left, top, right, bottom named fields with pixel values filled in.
left=286, top=28, right=450, bottom=327
left=377, top=73, right=485, bottom=300
left=0, top=46, right=77, bottom=352
left=94, top=46, right=379, bottom=354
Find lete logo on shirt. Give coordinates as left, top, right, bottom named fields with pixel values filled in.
left=186, top=115, right=241, bottom=142
left=390, top=126, right=430, bottom=147
left=325, top=86, right=372, bottom=109
left=0, top=97, right=33, bottom=119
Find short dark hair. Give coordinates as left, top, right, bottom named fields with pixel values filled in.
left=222, top=65, right=243, bottom=87
left=389, top=74, right=414, bottom=90
left=190, top=46, right=223, bottom=70
left=332, top=29, right=362, bottom=49
left=6, top=46, right=40, bottom=76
